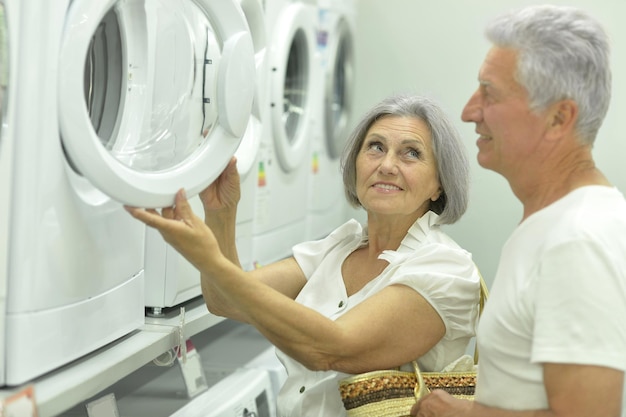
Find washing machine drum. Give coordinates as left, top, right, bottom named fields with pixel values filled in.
left=324, top=16, right=354, bottom=160
left=59, top=0, right=256, bottom=207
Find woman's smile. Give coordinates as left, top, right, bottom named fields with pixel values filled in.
left=372, top=182, right=403, bottom=192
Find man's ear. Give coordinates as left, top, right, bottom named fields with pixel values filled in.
left=546, top=99, right=578, bottom=141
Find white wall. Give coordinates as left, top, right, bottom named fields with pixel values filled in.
left=352, top=0, right=626, bottom=287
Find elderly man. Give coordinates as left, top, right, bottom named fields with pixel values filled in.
left=413, top=5, right=626, bottom=417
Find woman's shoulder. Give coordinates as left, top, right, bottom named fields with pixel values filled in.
left=292, top=219, right=365, bottom=278
left=326, top=218, right=364, bottom=241
left=383, top=242, right=477, bottom=284
left=380, top=213, right=480, bottom=291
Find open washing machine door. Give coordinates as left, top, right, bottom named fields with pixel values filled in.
left=58, top=0, right=256, bottom=208
left=143, top=0, right=267, bottom=313
left=235, top=0, right=266, bottom=179
left=232, top=0, right=266, bottom=271
left=2, top=0, right=255, bottom=387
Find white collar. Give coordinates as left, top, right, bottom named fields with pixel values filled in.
left=378, top=211, right=440, bottom=263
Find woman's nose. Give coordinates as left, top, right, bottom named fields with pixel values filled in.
left=379, top=153, right=399, bottom=175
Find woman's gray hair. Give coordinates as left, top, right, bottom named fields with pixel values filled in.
left=341, top=94, right=469, bottom=225
left=485, top=5, right=611, bottom=145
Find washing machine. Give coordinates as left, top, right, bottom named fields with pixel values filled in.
left=252, top=0, right=318, bottom=266
left=144, top=0, right=267, bottom=315
left=195, top=321, right=287, bottom=415
left=2, top=0, right=255, bottom=386
left=304, top=0, right=355, bottom=240
left=235, top=0, right=268, bottom=272
left=0, top=0, right=17, bottom=388
left=182, top=320, right=286, bottom=417
left=170, top=368, right=275, bottom=417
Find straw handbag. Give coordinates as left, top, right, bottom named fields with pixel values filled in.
left=338, top=273, right=489, bottom=417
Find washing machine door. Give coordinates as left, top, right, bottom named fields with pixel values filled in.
left=324, top=16, right=354, bottom=159
left=268, top=3, right=316, bottom=172
left=58, top=0, right=255, bottom=208
left=234, top=0, right=266, bottom=178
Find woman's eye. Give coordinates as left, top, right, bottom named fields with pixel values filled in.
left=366, top=141, right=384, bottom=152
left=407, top=149, right=420, bottom=158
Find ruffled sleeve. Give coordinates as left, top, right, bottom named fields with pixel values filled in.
left=377, top=212, right=481, bottom=341
left=382, top=243, right=480, bottom=341
left=292, top=219, right=364, bottom=279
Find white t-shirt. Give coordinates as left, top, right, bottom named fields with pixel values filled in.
left=276, top=212, right=481, bottom=417
left=476, top=186, right=626, bottom=414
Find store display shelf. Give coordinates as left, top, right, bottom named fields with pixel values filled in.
left=0, top=297, right=224, bottom=417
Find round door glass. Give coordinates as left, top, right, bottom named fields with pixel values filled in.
left=325, top=19, right=353, bottom=159
left=330, top=34, right=348, bottom=140
left=85, top=0, right=221, bottom=173
left=283, top=28, right=309, bottom=145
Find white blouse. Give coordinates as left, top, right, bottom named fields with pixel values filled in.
left=276, top=212, right=481, bottom=417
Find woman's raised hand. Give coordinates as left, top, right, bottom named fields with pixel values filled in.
left=199, top=157, right=241, bottom=212
left=125, top=189, right=223, bottom=273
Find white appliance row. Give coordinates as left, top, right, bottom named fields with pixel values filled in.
left=61, top=320, right=286, bottom=417
left=0, top=0, right=255, bottom=387
left=0, top=0, right=15, bottom=392
left=144, top=0, right=357, bottom=309
left=306, top=0, right=356, bottom=241
left=143, top=0, right=269, bottom=315
left=171, top=322, right=288, bottom=417
left=0, top=0, right=356, bottom=391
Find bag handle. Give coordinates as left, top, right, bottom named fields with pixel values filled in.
left=411, top=267, right=488, bottom=400
left=411, top=267, right=489, bottom=372
left=474, top=268, right=489, bottom=364
left=412, top=360, right=430, bottom=400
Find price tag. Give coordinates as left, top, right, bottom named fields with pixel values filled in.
left=1, top=386, right=37, bottom=417
left=86, top=393, right=119, bottom=417
left=177, top=339, right=208, bottom=398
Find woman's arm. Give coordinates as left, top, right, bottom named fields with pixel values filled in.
left=127, top=189, right=447, bottom=374
left=202, top=254, right=445, bottom=374
left=126, top=185, right=308, bottom=322
left=192, top=157, right=308, bottom=320
left=198, top=157, right=241, bottom=267
left=201, top=257, right=307, bottom=322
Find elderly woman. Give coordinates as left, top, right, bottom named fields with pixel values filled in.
left=126, top=94, right=480, bottom=416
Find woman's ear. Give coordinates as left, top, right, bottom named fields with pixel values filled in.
left=431, top=187, right=443, bottom=202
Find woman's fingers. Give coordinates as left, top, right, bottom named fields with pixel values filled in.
left=173, top=189, right=196, bottom=224
left=124, top=205, right=165, bottom=228
left=124, top=189, right=192, bottom=229
left=199, top=157, right=240, bottom=210
left=161, top=206, right=175, bottom=220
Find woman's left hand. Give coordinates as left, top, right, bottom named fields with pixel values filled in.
left=199, top=157, right=240, bottom=212
left=125, top=189, right=223, bottom=274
